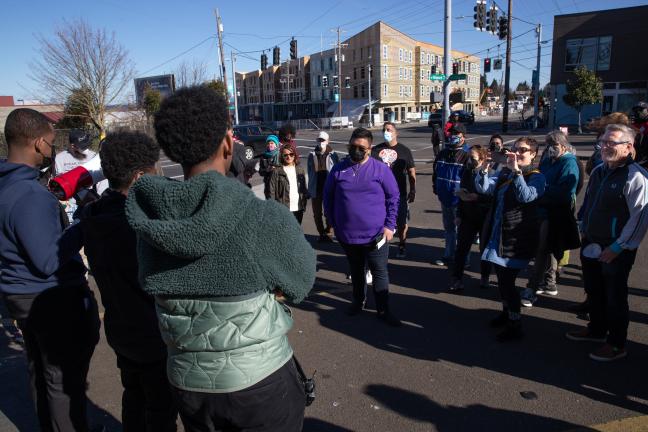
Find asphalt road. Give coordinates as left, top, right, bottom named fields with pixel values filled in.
left=4, top=119, right=648, bottom=432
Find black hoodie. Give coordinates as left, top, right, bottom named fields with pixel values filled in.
left=76, top=189, right=166, bottom=363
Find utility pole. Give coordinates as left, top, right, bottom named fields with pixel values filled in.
left=231, top=51, right=239, bottom=125
left=502, top=0, right=512, bottom=132
left=368, top=63, right=372, bottom=127
left=533, top=23, right=542, bottom=130
left=331, top=27, right=347, bottom=118
left=443, top=0, right=452, bottom=132
left=214, top=9, right=228, bottom=98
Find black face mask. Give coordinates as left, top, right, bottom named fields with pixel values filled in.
left=465, top=158, right=479, bottom=170
left=348, top=145, right=367, bottom=163
left=634, top=109, right=648, bottom=122
left=38, top=140, right=56, bottom=173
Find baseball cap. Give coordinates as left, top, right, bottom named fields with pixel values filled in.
left=69, top=129, right=92, bottom=150
left=633, top=101, right=648, bottom=110
left=317, top=131, right=330, bottom=142
left=449, top=123, right=467, bottom=135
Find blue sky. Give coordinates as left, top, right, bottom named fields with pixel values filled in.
left=1, top=0, right=645, bottom=102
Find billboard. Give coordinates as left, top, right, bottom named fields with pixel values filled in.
left=134, top=74, right=176, bottom=105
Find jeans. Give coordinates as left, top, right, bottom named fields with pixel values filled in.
left=452, top=216, right=490, bottom=281
left=172, top=359, right=305, bottom=432
left=441, top=204, right=458, bottom=260
left=528, top=219, right=558, bottom=290
left=117, top=355, right=178, bottom=432
left=582, top=249, right=637, bottom=349
left=311, top=196, right=332, bottom=236
left=341, top=239, right=390, bottom=307
left=292, top=210, right=304, bottom=225
left=495, top=265, right=522, bottom=315
left=8, top=286, right=100, bottom=432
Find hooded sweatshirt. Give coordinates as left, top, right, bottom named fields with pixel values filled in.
left=0, top=162, right=86, bottom=296
left=125, top=170, right=316, bottom=392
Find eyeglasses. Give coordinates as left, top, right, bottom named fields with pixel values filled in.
left=511, top=147, right=532, bottom=154
left=598, top=139, right=630, bottom=147
left=282, top=153, right=295, bottom=158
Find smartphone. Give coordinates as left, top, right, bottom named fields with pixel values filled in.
left=490, top=150, right=509, bottom=165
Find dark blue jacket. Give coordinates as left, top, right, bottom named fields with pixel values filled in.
left=0, top=162, right=85, bottom=295
left=433, top=147, right=468, bottom=207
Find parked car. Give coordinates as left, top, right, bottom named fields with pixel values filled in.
left=233, top=125, right=275, bottom=160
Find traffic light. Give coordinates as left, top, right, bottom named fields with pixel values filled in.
left=473, top=0, right=486, bottom=31
left=344, top=77, right=351, bottom=88
left=322, top=75, right=328, bottom=87
left=272, top=46, right=280, bottom=65
left=261, top=53, right=268, bottom=70
left=484, top=58, right=491, bottom=73
left=333, top=75, right=339, bottom=87
left=498, top=16, right=508, bottom=40
left=290, top=38, right=297, bottom=60
left=486, top=5, right=498, bottom=34
left=452, top=62, right=459, bottom=75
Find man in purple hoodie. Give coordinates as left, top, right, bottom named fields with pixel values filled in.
left=323, top=128, right=401, bottom=326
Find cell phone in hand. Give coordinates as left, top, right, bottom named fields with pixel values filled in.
left=490, top=150, right=509, bottom=165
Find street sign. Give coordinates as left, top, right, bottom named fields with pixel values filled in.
left=429, top=73, right=446, bottom=81
left=449, top=74, right=467, bottom=81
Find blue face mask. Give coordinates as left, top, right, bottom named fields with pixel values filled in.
left=450, top=135, right=462, bottom=147
left=383, top=131, right=393, bottom=143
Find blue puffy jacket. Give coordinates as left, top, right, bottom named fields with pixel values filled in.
left=433, top=147, right=468, bottom=207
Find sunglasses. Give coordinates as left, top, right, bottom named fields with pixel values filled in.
left=598, top=139, right=630, bottom=147
left=282, top=153, right=295, bottom=158
left=511, top=147, right=532, bottom=154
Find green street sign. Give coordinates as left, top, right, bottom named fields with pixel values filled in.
left=449, top=74, right=467, bottom=81
left=429, top=73, right=446, bottom=81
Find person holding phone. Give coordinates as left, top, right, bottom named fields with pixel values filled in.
left=324, top=128, right=401, bottom=326
left=475, top=137, right=546, bottom=342
left=450, top=145, right=493, bottom=291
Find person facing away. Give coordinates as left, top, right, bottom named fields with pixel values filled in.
left=259, top=134, right=281, bottom=199
left=72, top=131, right=178, bottom=432
left=125, top=86, right=316, bottom=432
left=269, top=143, right=309, bottom=224
left=475, top=137, right=546, bottom=342
left=450, top=144, right=493, bottom=291
left=307, top=131, right=340, bottom=242
left=431, top=123, right=444, bottom=157
left=371, top=121, right=416, bottom=259
left=432, top=123, right=469, bottom=266
left=0, top=108, right=100, bottom=432
left=566, top=124, right=648, bottom=362
left=324, top=127, right=401, bottom=327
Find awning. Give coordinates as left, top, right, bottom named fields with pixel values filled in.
left=326, top=98, right=379, bottom=121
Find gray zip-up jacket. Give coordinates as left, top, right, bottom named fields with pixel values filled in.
left=580, top=157, right=648, bottom=252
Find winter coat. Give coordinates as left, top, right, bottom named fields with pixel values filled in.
left=269, top=165, right=309, bottom=211
left=307, top=147, right=339, bottom=198
left=433, top=147, right=468, bottom=207
left=126, top=170, right=316, bottom=393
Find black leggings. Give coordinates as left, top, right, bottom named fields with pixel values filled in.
left=452, top=217, right=490, bottom=281
left=494, top=265, right=522, bottom=314
left=292, top=210, right=304, bottom=225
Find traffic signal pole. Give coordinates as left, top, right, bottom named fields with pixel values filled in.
left=443, top=0, right=452, bottom=132
left=502, top=0, right=513, bottom=133
left=533, top=23, right=542, bottom=130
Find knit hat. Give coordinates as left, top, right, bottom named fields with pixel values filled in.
left=264, top=135, right=280, bottom=158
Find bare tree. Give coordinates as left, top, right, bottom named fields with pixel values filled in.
left=175, top=60, right=209, bottom=88
left=30, top=19, right=135, bottom=135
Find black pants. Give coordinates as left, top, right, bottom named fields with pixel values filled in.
left=292, top=210, right=304, bottom=225
left=172, top=359, right=305, bottom=432
left=582, top=249, right=637, bottom=349
left=7, top=286, right=100, bottom=432
left=117, top=354, right=178, bottom=432
left=341, top=240, right=390, bottom=306
left=452, top=217, right=490, bottom=281
left=311, top=196, right=331, bottom=236
left=494, top=265, right=522, bottom=314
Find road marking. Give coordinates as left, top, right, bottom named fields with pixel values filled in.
left=160, top=163, right=180, bottom=168
left=564, top=415, right=648, bottom=432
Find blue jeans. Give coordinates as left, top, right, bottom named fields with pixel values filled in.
left=441, top=204, right=458, bottom=260
left=341, top=240, right=390, bottom=306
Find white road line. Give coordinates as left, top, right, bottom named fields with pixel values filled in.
left=160, top=163, right=180, bottom=168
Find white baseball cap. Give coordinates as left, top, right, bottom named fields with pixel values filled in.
left=317, top=131, right=330, bottom=142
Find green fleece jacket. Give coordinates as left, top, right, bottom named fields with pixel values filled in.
left=125, top=170, right=316, bottom=392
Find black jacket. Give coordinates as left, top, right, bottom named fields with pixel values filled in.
left=77, top=190, right=166, bottom=363
left=457, top=168, right=492, bottom=223
left=268, top=165, right=309, bottom=211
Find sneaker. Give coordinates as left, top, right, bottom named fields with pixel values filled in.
left=474, top=236, right=480, bottom=245
left=432, top=258, right=445, bottom=266
left=543, top=286, right=558, bottom=296
left=489, top=311, right=509, bottom=328
left=479, top=277, right=490, bottom=289
left=377, top=311, right=402, bottom=327
left=496, top=320, right=524, bottom=342
left=449, top=279, right=464, bottom=292
left=589, top=344, right=627, bottom=362
left=365, top=270, right=373, bottom=285
left=520, top=288, right=537, bottom=307
left=346, top=302, right=365, bottom=316
left=535, top=287, right=546, bottom=295
left=396, top=247, right=407, bottom=259
left=565, top=328, right=606, bottom=342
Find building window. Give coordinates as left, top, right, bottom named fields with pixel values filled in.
left=368, top=46, right=373, bottom=58
left=399, top=48, right=403, bottom=62
left=383, top=44, right=388, bottom=59
left=360, top=47, right=364, bottom=60
left=354, top=86, right=358, bottom=98
left=383, top=64, right=388, bottom=78
left=428, top=53, right=432, bottom=64
left=329, top=57, right=333, bottom=70
left=565, top=36, right=612, bottom=71
left=353, top=50, right=356, bottom=62
left=320, top=59, right=324, bottom=70
left=361, top=85, right=366, bottom=98
left=353, top=68, right=357, bottom=80
left=409, top=50, right=413, bottom=63
left=361, top=67, right=365, bottom=79
left=399, top=85, right=403, bottom=97
left=383, top=84, right=388, bottom=96
left=321, top=89, right=325, bottom=99
left=317, top=75, right=321, bottom=87
left=421, top=52, right=425, bottom=64
left=399, top=67, right=403, bottom=80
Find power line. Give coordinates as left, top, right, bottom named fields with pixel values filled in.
left=140, top=36, right=216, bottom=75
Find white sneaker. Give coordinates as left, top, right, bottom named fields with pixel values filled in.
left=366, top=270, right=373, bottom=285
left=521, top=288, right=537, bottom=308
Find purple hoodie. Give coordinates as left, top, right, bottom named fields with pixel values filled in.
left=323, top=157, right=400, bottom=244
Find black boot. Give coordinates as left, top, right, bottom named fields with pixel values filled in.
left=346, top=301, right=365, bottom=316
left=489, top=309, right=509, bottom=328
left=496, top=319, right=524, bottom=342
left=375, top=291, right=402, bottom=327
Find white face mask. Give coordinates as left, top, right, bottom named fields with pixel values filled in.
left=318, top=141, right=327, bottom=151
left=384, top=131, right=393, bottom=143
